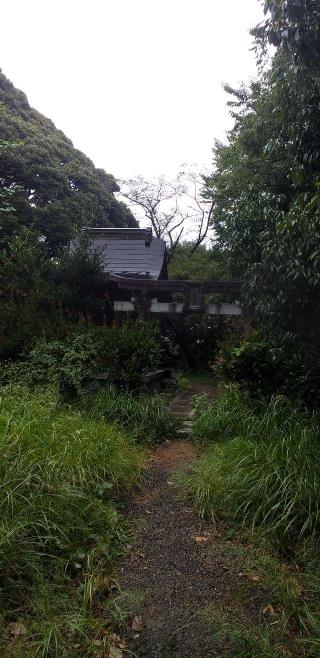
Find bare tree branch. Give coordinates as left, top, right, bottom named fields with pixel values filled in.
left=117, top=172, right=213, bottom=261
left=189, top=199, right=214, bottom=256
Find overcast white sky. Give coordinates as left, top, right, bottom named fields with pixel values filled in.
left=1, top=0, right=264, bottom=180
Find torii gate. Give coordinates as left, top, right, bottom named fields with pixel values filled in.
left=78, top=227, right=249, bottom=324
left=110, top=274, right=244, bottom=316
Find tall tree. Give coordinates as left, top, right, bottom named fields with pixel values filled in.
left=253, top=0, right=320, bottom=69
left=204, top=0, right=320, bottom=392
left=168, top=242, right=229, bottom=281
left=0, top=71, right=136, bottom=252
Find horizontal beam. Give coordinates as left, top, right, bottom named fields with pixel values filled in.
left=109, top=273, right=242, bottom=294
left=114, top=301, right=243, bottom=315
left=85, top=227, right=153, bottom=244
left=207, top=303, right=242, bottom=316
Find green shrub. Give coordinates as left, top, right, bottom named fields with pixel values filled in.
left=1, top=333, right=97, bottom=395
left=91, top=320, right=162, bottom=385
left=82, top=385, right=177, bottom=443
left=184, top=389, right=320, bottom=544
left=214, top=330, right=284, bottom=396
left=161, top=315, right=237, bottom=371
left=215, top=330, right=320, bottom=406
left=0, top=386, right=143, bottom=656
left=1, top=319, right=163, bottom=395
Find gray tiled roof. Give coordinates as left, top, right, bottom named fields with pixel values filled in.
left=76, top=228, right=166, bottom=280
left=91, top=237, right=166, bottom=279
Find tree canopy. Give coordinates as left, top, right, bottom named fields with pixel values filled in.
left=0, top=71, right=136, bottom=252
left=168, top=242, right=229, bottom=281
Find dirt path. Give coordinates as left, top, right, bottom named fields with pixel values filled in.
left=116, top=386, right=264, bottom=658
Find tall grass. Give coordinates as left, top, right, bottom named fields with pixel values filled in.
left=81, top=385, right=177, bottom=443
left=187, top=387, right=320, bottom=543
left=192, top=385, right=256, bottom=443
left=180, top=385, right=320, bottom=656
left=0, top=385, right=144, bottom=656
left=192, top=384, right=303, bottom=444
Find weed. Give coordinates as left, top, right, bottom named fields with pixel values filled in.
left=205, top=608, right=286, bottom=658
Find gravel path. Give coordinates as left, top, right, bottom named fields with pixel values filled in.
left=120, top=443, right=217, bottom=656
left=116, top=386, right=263, bottom=658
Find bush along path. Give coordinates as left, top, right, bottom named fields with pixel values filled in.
left=112, top=385, right=299, bottom=658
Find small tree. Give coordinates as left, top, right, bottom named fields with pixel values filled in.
left=0, top=228, right=54, bottom=357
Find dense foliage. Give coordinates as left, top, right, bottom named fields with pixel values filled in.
left=0, top=229, right=56, bottom=358
left=168, top=242, right=229, bottom=280
left=213, top=329, right=310, bottom=398
left=0, top=229, right=109, bottom=359
left=253, top=0, right=320, bottom=68
left=205, top=0, right=320, bottom=400
left=163, top=314, right=236, bottom=372
left=0, top=70, right=136, bottom=252
left=1, top=320, right=163, bottom=393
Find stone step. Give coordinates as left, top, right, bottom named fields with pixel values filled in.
left=177, top=428, right=193, bottom=435
left=170, top=403, right=190, bottom=410
left=176, top=417, right=194, bottom=436
left=172, top=409, right=196, bottom=418
left=172, top=412, right=192, bottom=419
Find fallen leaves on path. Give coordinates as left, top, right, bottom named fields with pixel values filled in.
left=7, top=622, right=26, bottom=639
left=246, top=572, right=261, bottom=582
left=194, top=535, right=208, bottom=544
left=238, top=571, right=261, bottom=582
left=108, top=633, right=127, bottom=648
left=109, top=646, right=123, bottom=658
left=131, top=615, right=144, bottom=632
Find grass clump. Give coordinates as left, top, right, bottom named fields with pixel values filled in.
left=82, top=385, right=177, bottom=443
left=201, top=608, right=285, bottom=658
left=248, top=539, right=320, bottom=657
left=0, top=385, right=144, bottom=657
left=192, top=385, right=255, bottom=443
left=188, top=388, right=320, bottom=542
